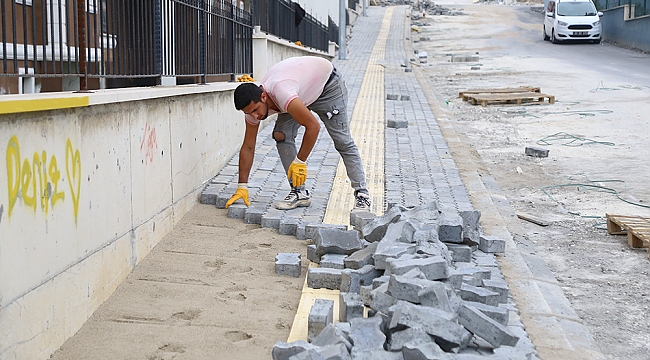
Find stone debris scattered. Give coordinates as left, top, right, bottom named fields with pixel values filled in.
left=273, top=202, right=539, bottom=360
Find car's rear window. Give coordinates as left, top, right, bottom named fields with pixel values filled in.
left=557, top=1, right=597, bottom=16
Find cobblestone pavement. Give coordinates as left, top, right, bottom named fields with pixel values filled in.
left=201, top=5, right=547, bottom=358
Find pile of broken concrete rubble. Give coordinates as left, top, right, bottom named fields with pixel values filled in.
left=273, top=202, right=538, bottom=359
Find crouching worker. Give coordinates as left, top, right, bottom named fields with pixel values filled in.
left=225, top=56, right=371, bottom=211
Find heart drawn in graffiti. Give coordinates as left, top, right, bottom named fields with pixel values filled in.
left=66, top=139, right=81, bottom=222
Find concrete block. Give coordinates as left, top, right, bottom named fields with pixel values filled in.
left=389, top=302, right=471, bottom=352
left=307, top=224, right=349, bottom=240
left=340, top=264, right=383, bottom=293
left=349, top=349, right=403, bottom=359
left=370, top=283, right=398, bottom=314
left=444, top=269, right=463, bottom=290
left=417, top=282, right=455, bottom=313
left=459, top=284, right=500, bottom=306
left=373, top=243, right=416, bottom=270
left=451, top=55, right=480, bottom=62
left=339, top=292, right=364, bottom=322
left=388, top=256, right=449, bottom=281
left=479, top=235, right=506, bottom=253
left=362, top=206, right=402, bottom=242
left=349, top=316, right=386, bottom=351
left=459, top=210, right=481, bottom=245
left=525, top=146, right=549, bottom=158
left=350, top=211, right=376, bottom=231
left=312, top=324, right=353, bottom=351
left=438, top=212, right=464, bottom=243
left=279, top=218, right=300, bottom=236
left=321, top=254, right=347, bottom=269
left=462, top=275, right=483, bottom=287
left=359, top=285, right=374, bottom=306
left=276, top=253, right=302, bottom=278
left=457, top=303, right=519, bottom=348
left=473, top=251, right=498, bottom=267
left=387, top=275, right=436, bottom=303
left=215, top=193, right=231, bottom=209
left=290, top=349, right=325, bottom=360
left=227, top=204, right=247, bottom=219
left=315, top=228, right=364, bottom=256
left=400, top=202, right=441, bottom=227
left=372, top=276, right=390, bottom=289
left=244, top=206, right=264, bottom=224
left=308, top=268, right=343, bottom=290
left=317, top=343, right=352, bottom=360
left=296, top=223, right=309, bottom=240
left=272, top=340, right=316, bottom=360
left=463, top=301, right=509, bottom=326
left=386, top=94, right=399, bottom=100
left=387, top=119, right=408, bottom=129
left=402, top=342, right=446, bottom=360
left=307, top=244, right=321, bottom=264
left=482, top=279, right=509, bottom=305
left=456, top=267, right=491, bottom=281
left=445, top=243, right=472, bottom=263
left=415, top=238, right=452, bottom=266
left=401, top=95, right=411, bottom=101
left=344, top=242, right=378, bottom=270
left=309, top=299, right=335, bottom=342
left=389, top=327, right=435, bottom=352
left=261, top=212, right=282, bottom=229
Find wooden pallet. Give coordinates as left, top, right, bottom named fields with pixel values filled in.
left=467, top=92, right=555, bottom=107
left=459, top=86, right=541, bottom=101
left=606, top=214, right=650, bottom=258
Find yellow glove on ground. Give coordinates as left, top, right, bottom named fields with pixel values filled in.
left=225, top=184, right=250, bottom=208
left=287, top=157, right=307, bottom=187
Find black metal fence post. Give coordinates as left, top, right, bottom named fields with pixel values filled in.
left=200, top=0, right=206, bottom=84
left=154, top=0, right=163, bottom=81
left=77, top=0, right=89, bottom=92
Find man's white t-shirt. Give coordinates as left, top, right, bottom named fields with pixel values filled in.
left=245, top=56, right=333, bottom=126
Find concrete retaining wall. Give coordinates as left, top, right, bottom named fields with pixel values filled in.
left=602, top=5, right=650, bottom=52
left=1, top=40, right=332, bottom=359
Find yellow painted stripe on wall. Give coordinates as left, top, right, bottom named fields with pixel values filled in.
left=0, top=96, right=89, bottom=115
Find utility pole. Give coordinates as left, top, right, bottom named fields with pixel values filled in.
left=339, top=0, right=346, bottom=60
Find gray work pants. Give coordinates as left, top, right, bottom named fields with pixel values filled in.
left=273, top=67, right=368, bottom=192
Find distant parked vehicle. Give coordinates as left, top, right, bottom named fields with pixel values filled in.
left=544, top=0, right=603, bottom=44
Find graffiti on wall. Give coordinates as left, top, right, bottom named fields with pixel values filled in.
left=140, top=123, right=157, bottom=165
left=6, top=136, right=81, bottom=222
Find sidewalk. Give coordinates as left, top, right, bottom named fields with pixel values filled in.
left=51, top=5, right=604, bottom=360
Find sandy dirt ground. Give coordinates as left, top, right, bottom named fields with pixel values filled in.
left=415, top=3, right=650, bottom=359
left=50, top=205, right=307, bottom=360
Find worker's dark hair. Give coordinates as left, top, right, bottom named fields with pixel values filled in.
left=234, top=83, right=263, bottom=110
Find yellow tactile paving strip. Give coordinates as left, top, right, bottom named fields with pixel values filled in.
left=287, top=7, right=393, bottom=343
left=322, top=8, right=392, bottom=227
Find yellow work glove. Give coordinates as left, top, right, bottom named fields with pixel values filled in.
left=287, top=157, right=307, bottom=187
left=225, top=184, right=250, bottom=208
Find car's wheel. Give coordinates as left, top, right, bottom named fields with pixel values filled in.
left=593, top=38, right=601, bottom=44
left=551, top=29, right=559, bottom=44
left=543, top=26, right=550, bottom=41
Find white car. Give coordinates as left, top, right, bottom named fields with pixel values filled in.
left=544, top=0, right=603, bottom=44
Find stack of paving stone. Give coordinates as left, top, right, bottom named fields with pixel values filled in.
left=272, top=202, right=539, bottom=360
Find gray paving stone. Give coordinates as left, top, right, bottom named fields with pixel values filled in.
left=317, top=343, right=352, bottom=360
left=462, top=301, right=509, bottom=326
left=339, top=292, right=364, bottom=323
left=308, top=268, right=343, bottom=290
left=307, top=224, right=349, bottom=241
left=312, top=324, right=353, bottom=351
left=445, top=243, right=472, bottom=263
left=387, top=256, right=449, bottom=281
left=438, top=212, right=464, bottom=244
left=279, top=217, right=300, bottom=236
left=275, top=253, right=302, bottom=278
left=309, top=299, right=334, bottom=342
left=388, top=327, right=435, bottom=352
left=227, top=204, right=247, bottom=219
left=344, top=242, right=378, bottom=270
left=315, top=228, right=364, bottom=256
left=362, top=206, right=402, bottom=242
left=340, top=264, right=384, bottom=293
left=349, top=316, right=386, bottom=351
left=482, top=279, right=509, bottom=305
left=479, top=235, right=506, bottom=253
left=307, top=244, right=321, bottom=264
left=272, top=340, right=316, bottom=360
left=244, top=206, right=265, bottom=224
left=321, top=254, right=347, bottom=269
left=457, top=303, right=519, bottom=348
left=459, top=284, right=500, bottom=307
left=387, top=275, right=436, bottom=304
left=402, top=342, right=446, bottom=360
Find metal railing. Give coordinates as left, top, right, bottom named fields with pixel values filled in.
left=594, top=0, right=649, bottom=17
left=0, top=0, right=252, bottom=92
left=251, top=0, right=332, bottom=52
left=328, top=16, right=339, bottom=45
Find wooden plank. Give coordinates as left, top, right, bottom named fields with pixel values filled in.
left=606, top=214, right=650, bottom=252
left=465, top=92, right=555, bottom=107
left=459, top=86, right=540, bottom=98
left=516, top=212, right=551, bottom=226
left=607, top=218, right=625, bottom=235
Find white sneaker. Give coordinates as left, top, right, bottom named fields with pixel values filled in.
left=352, top=190, right=371, bottom=212
left=275, top=188, right=311, bottom=210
